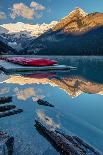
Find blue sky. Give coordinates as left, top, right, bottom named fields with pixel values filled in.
left=0, top=0, right=103, bottom=24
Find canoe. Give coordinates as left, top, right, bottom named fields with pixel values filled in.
left=5, top=57, right=57, bottom=66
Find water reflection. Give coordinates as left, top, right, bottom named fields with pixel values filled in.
left=14, top=87, right=36, bottom=101
left=0, top=56, right=103, bottom=154
left=37, top=110, right=60, bottom=130
left=2, top=74, right=103, bottom=98
left=0, top=87, right=9, bottom=95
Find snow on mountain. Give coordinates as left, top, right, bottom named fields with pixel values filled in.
left=0, top=21, right=58, bottom=51
left=25, top=8, right=103, bottom=55
left=0, top=26, right=9, bottom=34
left=1, top=21, right=58, bottom=37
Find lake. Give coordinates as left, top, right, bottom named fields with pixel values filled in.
left=0, top=56, right=103, bottom=154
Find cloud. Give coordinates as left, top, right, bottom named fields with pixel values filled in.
left=0, top=11, right=6, bottom=19
left=14, top=87, right=36, bottom=100
left=32, top=95, right=45, bottom=101
left=0, top=88, right=9, bottom=94
left=10, top=3, right=36, bottom=19
left=30, top=2, right=45, bottom=11
left=10, top=2, right=45, bottom=20
left=37, top=110, right=60, bottom=129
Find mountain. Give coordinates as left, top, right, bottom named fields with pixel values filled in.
left=25, top=8, right=103, bottom=55
left=0, top=39, right=16, bottom=54
left=0, top=21, right=58, bottom=51
left=0, top=26, right=8, bottom=34
left=0, top=29, right=17, bottom=54
left=1, top=32, right=34, bottom=51
left=1, top=21, right=58, bottom=35
left=52, top=7, right=87, bottom=33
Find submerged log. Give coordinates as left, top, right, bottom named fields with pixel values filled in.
left=0, top=109, right=23, bottom=118
left=0, top=105, right=16, bottom=112
left=0, top=131, right=14, bottom=155
left=35, top=120, right=101, bottom=155
left=56, top=130, right=101, bottom=155
left=37, top=99, right=54, bottom=107
left=0, top=97, right=12, bottom=104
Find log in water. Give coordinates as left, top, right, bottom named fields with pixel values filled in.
left=37, top=99, right=54, bottom=107
left=0, top=105, right=16, bottom=112
left=0, top=96, right=12, bottom=104
left=35, top=120, right=101, bottom=155
left=0, top=131, right=14, bottom=155
left=0, top=109, right=23, bottom=118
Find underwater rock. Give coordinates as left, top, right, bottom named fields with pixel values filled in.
left=37, top=99, right=54, bottom=107
left=0, top=109, right=23, bottom=118
left=35, top=120, right=101, bottom=155
left=0, top=105, right=16, bottom=112
left=0, top=131, right=14, bottom=155
left=0, top=97, right=12, bottom=104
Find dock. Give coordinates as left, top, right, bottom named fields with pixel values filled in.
left=0, top=60, right=77, bottom=73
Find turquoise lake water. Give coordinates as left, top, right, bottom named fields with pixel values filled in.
left=0, top=56, right=103, bottom=154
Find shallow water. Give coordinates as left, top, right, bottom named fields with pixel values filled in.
left=0, top=56, right=103, bottom=154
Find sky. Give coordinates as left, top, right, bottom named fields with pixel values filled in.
left=0, top=0, right=103, bottom=25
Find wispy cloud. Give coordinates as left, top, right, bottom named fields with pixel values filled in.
left=0, top=11, right=6, bottom=19
left=10, top=2, right=45, bottom=20
left=30, top=2, right=45, bottom=10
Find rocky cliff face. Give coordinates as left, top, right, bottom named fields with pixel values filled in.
left=53, top=8, right=103, bottom=33
left=53, top=7, right=87, bottom=32
left=0, top=39, right=16, bottom=54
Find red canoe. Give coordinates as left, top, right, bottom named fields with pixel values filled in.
left=5, top=57, right=57, bottom=67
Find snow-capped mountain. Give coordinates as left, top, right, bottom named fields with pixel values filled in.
left=1, top=7, right=103, bottom=55
left=68, top=7, right=87, bottom=17
left=1, top=21, right=58, bottom=36
left=0, top=36, right=16, bottom=54
left=0, top=21, right=58, bottom=51
left=53, top=7, right=88, bottom=32
left=25, top=7, right=103, bottom=55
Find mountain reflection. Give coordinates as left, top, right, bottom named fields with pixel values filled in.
left=2, top=73, right=103, bottom=98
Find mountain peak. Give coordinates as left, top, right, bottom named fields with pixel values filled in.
left=52, top=7, right=88, bottom=31
left=69, top=7, right=87, bottom=17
